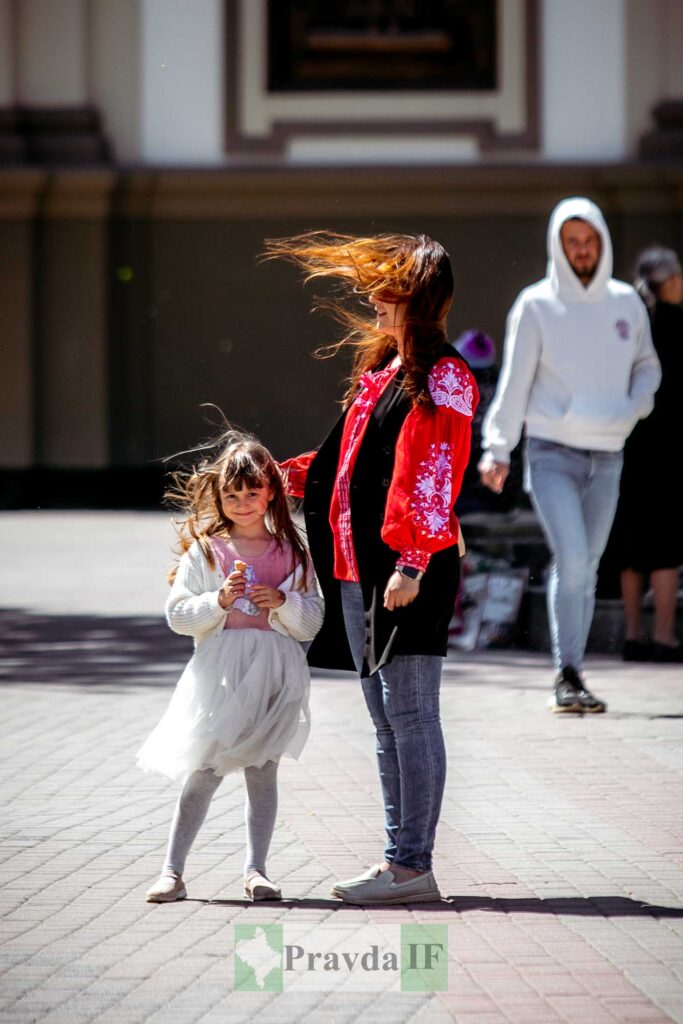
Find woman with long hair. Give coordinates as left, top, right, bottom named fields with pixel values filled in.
left=269, top=231, right=478, bottom=904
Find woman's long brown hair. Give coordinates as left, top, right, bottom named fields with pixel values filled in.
left=263, top=231, right=454, bottom=406
left=165, top=428, right=310, bottom=584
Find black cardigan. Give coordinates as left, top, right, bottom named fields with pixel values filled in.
left=304, top=348, right=464, bottom=676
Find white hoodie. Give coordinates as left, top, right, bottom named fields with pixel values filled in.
left=482, top=197, right=661, bottom=461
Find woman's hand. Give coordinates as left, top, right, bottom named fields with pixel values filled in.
left=383, top=571, right=420, bottom=610
left=247, top=584, right=286, bottom=610
left=218, top=569, right=247, bottom=609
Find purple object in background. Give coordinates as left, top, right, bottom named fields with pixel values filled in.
left=453, top=329, right=496, bottom=368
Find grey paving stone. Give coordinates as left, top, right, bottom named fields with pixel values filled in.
left=1, top=511, right=683, bottom=1024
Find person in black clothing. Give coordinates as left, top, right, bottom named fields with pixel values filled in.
left=611, top=246, right=683, bottom=661
left=270, top=231, right=478, bottom=904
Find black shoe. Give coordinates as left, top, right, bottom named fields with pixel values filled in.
left=549, top=666, right=607, bottom=714
left=622, top=638, right=653, bottom=662
left=651, top=642, right=683, bottom=663
left=575, top=684, right=607, bottom=713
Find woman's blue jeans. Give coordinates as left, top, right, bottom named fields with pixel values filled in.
left=524, top=438, right=623, bottom=672
left=340, top=580, right=446, bottom=873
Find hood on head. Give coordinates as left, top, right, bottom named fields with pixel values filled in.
left=546, top=196, right=613, bottom=301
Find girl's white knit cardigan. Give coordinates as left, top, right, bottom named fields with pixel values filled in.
left=166, top=540, right=324, bottom=645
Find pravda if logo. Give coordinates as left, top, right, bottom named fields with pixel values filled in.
left=233, top=923, right=447, bottom=992
left=234, top=924, right=283, bottom=992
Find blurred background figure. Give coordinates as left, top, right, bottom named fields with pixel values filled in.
left=609, top=246, right=683, bottom=662
left=453, top=329, right=522, bottom=515
left=478, top=197, right=661, bottom=713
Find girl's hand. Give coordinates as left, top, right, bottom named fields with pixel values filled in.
left=218, top=569, right=247, bottom=609
left=383, top=571, right=420, bottom=610
left=247, top=584, right=286, bottom=610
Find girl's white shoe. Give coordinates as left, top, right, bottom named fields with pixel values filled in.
left=146, top=873, right=187, bottom=903
left=244, top=873, right=282, bottom=901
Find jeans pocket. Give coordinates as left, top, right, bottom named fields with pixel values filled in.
left=524, top=438, right=560, bottom=491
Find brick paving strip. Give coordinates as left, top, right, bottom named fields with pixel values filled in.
left=1, top=512, right=682, bottom=1023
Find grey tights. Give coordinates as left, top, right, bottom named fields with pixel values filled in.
left=163, top=761, right=279, bottom=880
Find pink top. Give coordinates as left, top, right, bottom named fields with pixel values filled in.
left=210, top=536, right=295, bottom=631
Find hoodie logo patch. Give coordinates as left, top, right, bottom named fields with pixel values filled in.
left=615, top=319, right=631, bottom=341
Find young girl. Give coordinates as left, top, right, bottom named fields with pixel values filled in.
left=137, top=430, right=323, bottom=903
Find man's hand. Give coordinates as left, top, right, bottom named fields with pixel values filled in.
left=478, top=456, right=509, bottom=494
left=383, top=571, right=420, bottom=611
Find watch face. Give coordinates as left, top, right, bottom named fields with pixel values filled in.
left=400, top=566, right=420, bottom=579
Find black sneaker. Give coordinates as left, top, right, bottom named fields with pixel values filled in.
left=549, top=666, right=607, bottom=714
left=575, top=684, right=607, bottom=713
left=651, top=642, right=683, bottom=663
left=622, top=638, right=653, bottom=662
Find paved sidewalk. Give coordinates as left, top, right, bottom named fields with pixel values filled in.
left=1, top=513, right=683, bottom=1023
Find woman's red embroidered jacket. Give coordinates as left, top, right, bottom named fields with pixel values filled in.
left=281, top=350, right=479, bottom=674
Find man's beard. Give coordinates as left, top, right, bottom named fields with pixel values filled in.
left=571, top=260, right=597, bottom=285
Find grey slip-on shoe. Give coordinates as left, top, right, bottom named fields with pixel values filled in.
left=330, top=863, right=384, bottom=898
left=337, top=869, right=441, bottom=905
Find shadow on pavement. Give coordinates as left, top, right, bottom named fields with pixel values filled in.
left=445, top=895, right=683, bottom=917
left=190, top=896, right=683, bottom=917
left=2, top=608, right=681, bottom=722
left=0, top=607, right=190, bottom=689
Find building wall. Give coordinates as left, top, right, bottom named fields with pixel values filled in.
left=2, top=0, right=682, bottom=164
left=625, top=0, right=683, bottom=157
left=2, top=164, right=681, bottom=478
left=1, top=0, right=682, bottom=492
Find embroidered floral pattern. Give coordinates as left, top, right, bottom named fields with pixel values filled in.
left=397, top=548, right=430, bottom=572
left=411, top=442, right=453, bottom=538
left=428, top=362, right=474, bottom=417
left=335, top=361, right=401, bottom=579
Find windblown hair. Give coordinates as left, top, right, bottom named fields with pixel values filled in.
left=263, top=231, right=454, bottom=406
left=165, top=428, right=309, bottom=585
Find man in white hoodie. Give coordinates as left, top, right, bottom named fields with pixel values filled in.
left=479, top=197, right=661, bottom=713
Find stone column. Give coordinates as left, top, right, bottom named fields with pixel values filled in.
left=140, top=0, right=224, bottom=164
left=542, top=0, right=627, bottom=160
left=16, top=0, right=89, bottom=105
left=0, top=170, right=44, bottom=467
left=35, top=172, right=115, bottom=467
left=89, top=0, right=142, bottom=163
left=0, top=0, right=16, bottom=106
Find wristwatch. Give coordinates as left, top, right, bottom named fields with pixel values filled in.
left=398, top=565, right=424, bottom=581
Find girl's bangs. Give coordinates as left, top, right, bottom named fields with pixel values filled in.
left=219, top=449, right=270, bottom=492
left=220, top=466, right=267, bottom=491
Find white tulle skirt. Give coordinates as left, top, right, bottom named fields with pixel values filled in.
left=136, top=628, right=311, bottom=782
